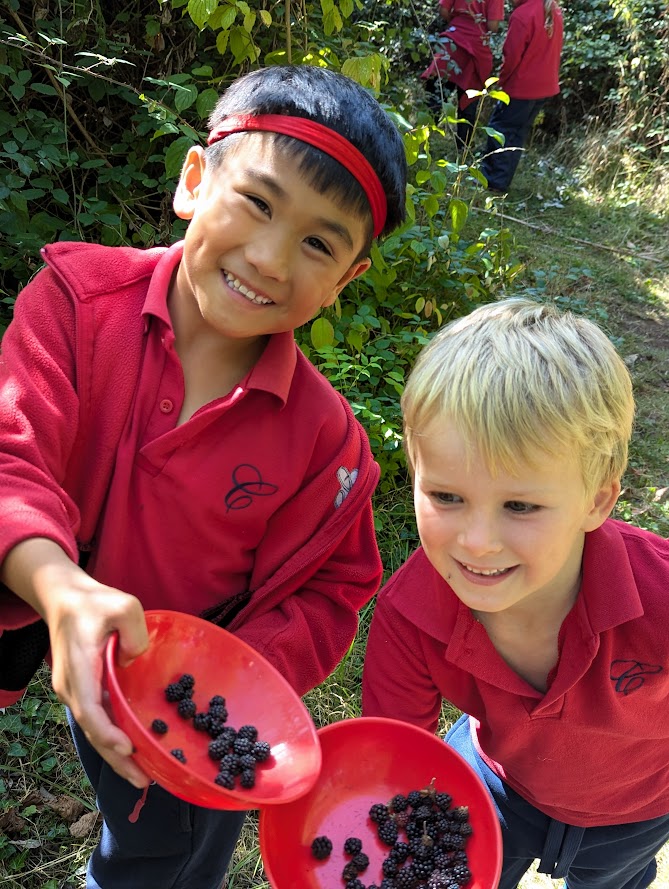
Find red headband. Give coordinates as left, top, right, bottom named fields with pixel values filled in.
left=207, top=113, right=387, bottom=239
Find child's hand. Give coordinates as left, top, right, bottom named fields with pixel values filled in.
left=2, top=538, right=151, bottom=788
left=46, top=578, right=151, bottom=788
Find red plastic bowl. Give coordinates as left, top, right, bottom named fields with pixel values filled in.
left=103, top=609, right=322, bottom=810
left=259, top=717, right=502, bottom=889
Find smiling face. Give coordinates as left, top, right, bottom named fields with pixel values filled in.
left=170, top=134, right=371, bottom=350
left=412, top=416, right=619, bottom=620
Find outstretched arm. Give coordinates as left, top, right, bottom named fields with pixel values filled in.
left=2, top=537, right=150, bottom=787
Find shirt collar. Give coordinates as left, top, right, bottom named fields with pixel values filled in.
left=141, top=240, right=296, bottom=406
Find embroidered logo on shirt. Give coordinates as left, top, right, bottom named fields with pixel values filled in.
left=334, top=466, right=358, bottom=509
left=224, top=463, right=278, bottom=512
left=610, top=659, right=663, bottom=695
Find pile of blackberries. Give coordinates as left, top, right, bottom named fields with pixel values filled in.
left=310, top=780, right=473, bottom=889
left=151, top=673, right=271, bottom=789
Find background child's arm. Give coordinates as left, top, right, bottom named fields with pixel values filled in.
left=1, top=537, right=150, bottom=788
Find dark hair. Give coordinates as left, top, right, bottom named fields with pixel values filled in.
left=206, top=66, right=407, bottom=246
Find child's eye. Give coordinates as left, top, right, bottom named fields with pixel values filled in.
left=305, top=235, right=332, bottom=257
left=505, top=500, right=539, bottom=514
left=430, top=492, right=462, bottom=505
left=247, top=195, right=270, bottom=215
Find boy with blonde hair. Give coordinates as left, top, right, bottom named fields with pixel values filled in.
left=363, top=297, right=669, bottom=889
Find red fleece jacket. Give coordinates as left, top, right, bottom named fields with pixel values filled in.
left=0, top=242, right=383, bottom=704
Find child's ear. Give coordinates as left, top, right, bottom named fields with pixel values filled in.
left=321, top=257, right=372, bottom=308
left=583, top=479, right=621, bottom=532
left=173, top=146, right=206, bottom=220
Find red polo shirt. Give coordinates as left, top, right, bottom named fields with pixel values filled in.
left=88, top=244, right=351, bottom=615
left=362, top=519, right=669, bottom=827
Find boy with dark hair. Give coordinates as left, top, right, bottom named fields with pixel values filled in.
left=0, top=64, right=407, bottom=887
left=363, top=298, right=669, bottom=889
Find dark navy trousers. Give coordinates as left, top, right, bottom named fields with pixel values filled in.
left=447, top=714, right=669, bottom=889
left=68, top=712, right=246, bottom=889
left=480, top=98, right=547, bottom=191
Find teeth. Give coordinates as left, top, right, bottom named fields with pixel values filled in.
left=464, top=564, right=508, bottom=576
left=224, top=272, right=273, bottom=305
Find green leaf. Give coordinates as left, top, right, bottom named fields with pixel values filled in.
left=30, top=83, right=59, bottom=96
left=259, top=9, right=272, bottom=25
left=488, top=89, right=510, bottom=105
left=219, top=5, right=238, bottom=29
left=188, top=0, right=218, bottom=29
left=347, top=329, right=363, bottom=353
left=8, top=741, right=27, bottom=757
left=164, top=136, right=192, bottom=178
left=196, top=88, right=219, bottom=120
left=310, top=317, right=335, bottom=349
left=174, top=84, right=198, bottom=113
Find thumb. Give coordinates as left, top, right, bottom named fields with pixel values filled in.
left=114, top=610, right=150, bottom=668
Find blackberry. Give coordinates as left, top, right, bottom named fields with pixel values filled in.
left=407, top=789, right=423, bottom=807
left=150, top=718, right=168, bottom=734
left=351, top=852, right=369, bottom=873
left=369, top=802, right=390, bottom=824
left=220, top=753, right=242, bottom=775
left=393, top=866, right=415, bottom=888
left=209, top=694, right=226, bottom=708
left=233, top=736, right=253, bottom=756
left=252, top=740, right=271, bottom=762
left=237, top=724, right=258, bottom=742
left=207, top=717, right=227, bottom=738
left=310, top=835, right=333, bottom=860
left=392, top=842, right=411, bottom=863
left=344, top=881, right=365, bottom=889
left=413, top=804, right=434, bottom=823
left=239, top=753, right=256, bottom=771
left=208, top=738, right=230, bottom=760
left=208, top=703, right=228, bottom=721
left=165, top=682, right=185, bottom=702
left=451, top=864, right=472, bottom=886
left=193, top=712, right=211, bottom=732
left=428, top=871, right=450, bottom=889
left=342, top=862, right=359, bottom=881
left=214, top=771, right=235, bottom=789
left=377, top=819, right=399, bottom=846
left=343, top=837, right=363, bottom=856
left=459, top=824, right=473, bottom=837
left=381, top=857, right=398, bottom=878
left=218, top=726, right=238, bottom=748
left=170, top=749, right=187, bottom=763
left=393, top=810, right=410, bottom=829
left=240, top=769, right=256, bottom=789
left=413, top=859, right=434, bottom=880
left=390, top=793, right=409, bottom=812
left=177, top=673, right=195, bottom=689
left=177, top=698, right=197, bottom=720
left=450, top=806, right=469, bottom=822
left=435, top=792, right=453, bottom=811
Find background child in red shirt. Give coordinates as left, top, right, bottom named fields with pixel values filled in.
left=363, top=298, right=669, bottom=889
left=422, top=0, right=505, bottom=150
left=0, top=65, right=407, bottom=888
left=482, top=0, right=564, bottom=191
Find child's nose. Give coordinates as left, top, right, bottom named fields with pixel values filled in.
left=245, top=233, right=291, bottom=283
left=456, top=512, right=502, bottom=557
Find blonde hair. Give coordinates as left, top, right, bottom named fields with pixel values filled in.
left=402, top=297, right=635, bottom=497
left=544, top=0, right=556, bottom=36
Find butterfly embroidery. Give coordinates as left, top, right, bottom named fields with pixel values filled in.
left=334, top=466, right=358, bottom=509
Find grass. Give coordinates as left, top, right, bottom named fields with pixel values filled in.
left=0, top=130, right=668, bottom=887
